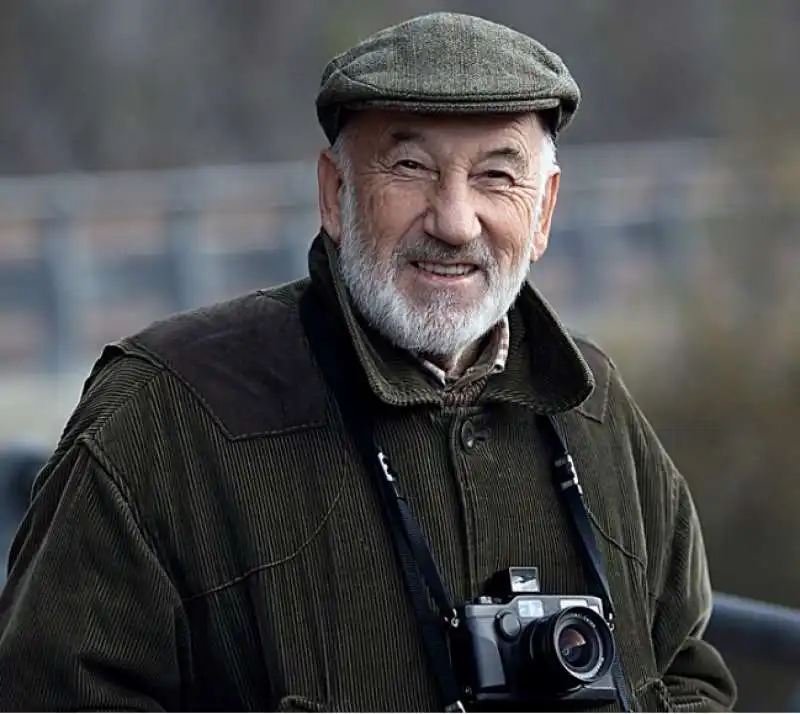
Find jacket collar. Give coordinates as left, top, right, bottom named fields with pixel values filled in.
left=308, top=231, right=594, bottom=413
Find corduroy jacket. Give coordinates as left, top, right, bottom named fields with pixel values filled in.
left=0, top=233, right=735, bottom=712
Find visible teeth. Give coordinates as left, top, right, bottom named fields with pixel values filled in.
left=416, top=262, right=474, bottom=276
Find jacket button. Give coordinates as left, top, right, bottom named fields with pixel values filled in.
left=460, top=419, right=477, bottom=451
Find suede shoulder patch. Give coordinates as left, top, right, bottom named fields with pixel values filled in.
left=122, top=281, right=328, bottom=439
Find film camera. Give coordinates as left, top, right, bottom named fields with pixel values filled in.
left=451, top=568, right=617, bottom=710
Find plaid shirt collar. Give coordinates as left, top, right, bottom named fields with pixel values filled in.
left=416, top=315, right=510, bottom=389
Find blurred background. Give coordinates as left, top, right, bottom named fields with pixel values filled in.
left=0, top=0, right=797, bottom=709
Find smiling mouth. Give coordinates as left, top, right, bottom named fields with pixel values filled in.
left=412, top=261, right=479, bottom=277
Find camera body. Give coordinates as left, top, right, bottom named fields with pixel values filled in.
left=451, top=568, right=617, bottom=710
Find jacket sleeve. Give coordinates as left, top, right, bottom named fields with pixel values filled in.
left=0, top=440, right=190, bottom=711
left=649, top=465, right=737, bottom=712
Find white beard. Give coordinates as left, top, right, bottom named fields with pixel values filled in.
left=337, top=181, right=538, bottom=360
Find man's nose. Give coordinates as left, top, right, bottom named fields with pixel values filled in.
left=423, top=180, right=481, bottom=247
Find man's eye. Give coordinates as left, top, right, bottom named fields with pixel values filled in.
left=395, top=159, right=425, bottom=171
left=483, top=170, right=514, bottom=182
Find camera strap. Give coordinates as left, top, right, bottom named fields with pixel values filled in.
left=536, top=416, right=632, bottom=712
left=299, top=292, right=630, bottom=712
left=300, top=292, right=466, bottom=712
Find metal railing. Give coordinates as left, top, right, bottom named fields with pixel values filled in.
left=0, top=137, right=797, bottom=378
left=709, top=592, right=800, bottom=664
left=707, top=593, right=800, bottom=711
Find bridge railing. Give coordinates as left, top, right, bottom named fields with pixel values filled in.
left=707, top=593, right=800, bottom=711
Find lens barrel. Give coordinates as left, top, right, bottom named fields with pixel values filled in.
left=525, top=606, right=614, bottom=691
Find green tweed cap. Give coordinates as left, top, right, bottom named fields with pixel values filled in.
left=316, top=12, right=580, bottom=144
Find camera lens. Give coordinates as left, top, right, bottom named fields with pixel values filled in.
left=556, top=621, right=598, bottom=672
left=525, top=606, right=614, bottom=691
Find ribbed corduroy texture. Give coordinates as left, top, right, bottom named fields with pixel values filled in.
left=0, top=235, right=735, bottom=712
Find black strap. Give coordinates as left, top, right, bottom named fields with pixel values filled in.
left=536, top=416, right=632, bottom=712
left=299, top=291, right=629, bottom=712
left=372, top=450, right=465, bottom=712
left=377, top=451, right=458, bottom=626
left=299, top=293, right=465, bottom=712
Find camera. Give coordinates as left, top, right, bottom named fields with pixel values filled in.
left=450, top=568, right=617, bottom=710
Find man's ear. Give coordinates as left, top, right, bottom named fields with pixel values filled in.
left=318, top=149, right=343, bottom=242
left=530, top=169, right=560, bottom=262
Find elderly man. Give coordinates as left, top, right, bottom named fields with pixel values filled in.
left=0, top=12, right=734, bottom=713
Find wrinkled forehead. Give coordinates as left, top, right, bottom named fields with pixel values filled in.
left=341, top=109, right=546, bottom=163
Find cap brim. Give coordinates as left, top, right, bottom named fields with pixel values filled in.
left=319, top=96, right=568, bottom=144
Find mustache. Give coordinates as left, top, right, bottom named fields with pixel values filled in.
left=395, top=236, right=494, bottom=269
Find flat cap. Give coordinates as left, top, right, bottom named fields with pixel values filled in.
left=316, top=12, right=580, bottom=144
